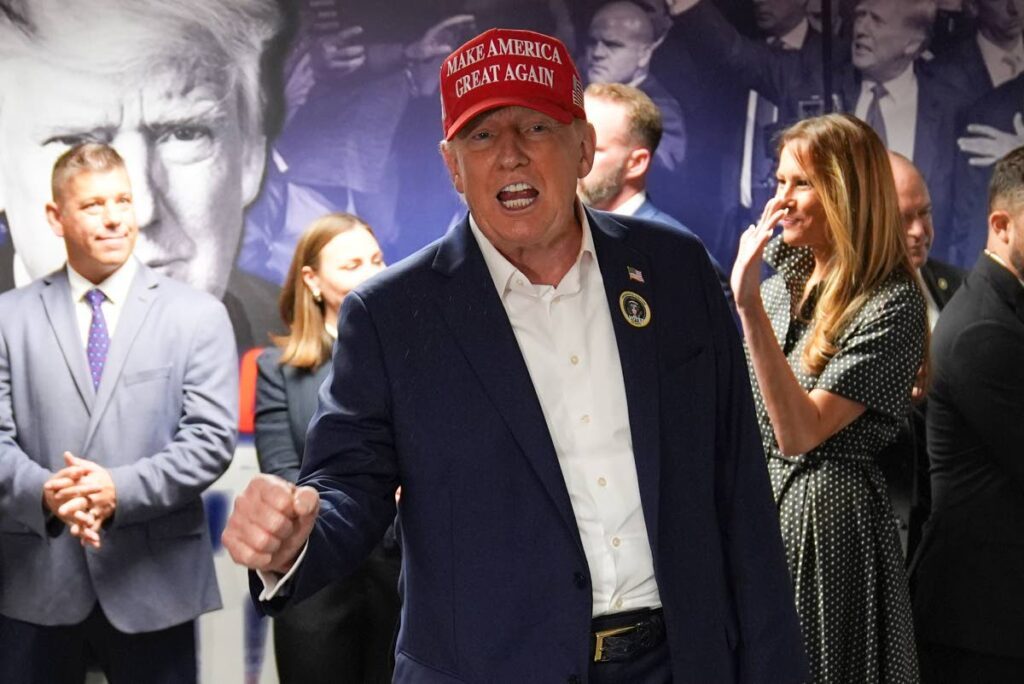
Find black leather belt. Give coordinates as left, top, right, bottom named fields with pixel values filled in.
left=591, top=607, right=665, bottom=663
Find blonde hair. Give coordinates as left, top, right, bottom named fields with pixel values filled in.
left=51, top=142, right=125, bottom=203
left=273, top=213, right=376, bottom=370
left=779, top=113, right=917, bottom=376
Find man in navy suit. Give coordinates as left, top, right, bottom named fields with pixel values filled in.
left=223, top=27, right=806, bottom=682
left=578, top=81, right=733, bottom=301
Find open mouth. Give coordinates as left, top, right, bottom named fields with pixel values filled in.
left=497, top=182, right=539, bottom=210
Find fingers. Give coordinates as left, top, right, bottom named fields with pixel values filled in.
left=429, top=14, right=475, bottom=36
left=222, top=475, right=313, bottom=572
left=336, top=25, right=364, bottom=42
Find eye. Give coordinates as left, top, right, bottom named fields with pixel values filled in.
left=163, top=125, right=211, bottom=143
left=340, top=259, right=362, bottom=271
left=469, top=129, right=492, bottom=142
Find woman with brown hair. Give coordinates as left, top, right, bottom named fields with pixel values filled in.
left=254, top=212, right=399, bottom=683
left=731, top=114, right=926, bottom=682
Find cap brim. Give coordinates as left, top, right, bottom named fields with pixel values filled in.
left=445, top=95, right=577, bottom=141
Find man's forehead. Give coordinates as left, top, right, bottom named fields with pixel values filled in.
left=3, top=58, right=235, bottom=134
left=591, top=5, right=653, bottom=43
left=458, top=105, right=561, bottom=135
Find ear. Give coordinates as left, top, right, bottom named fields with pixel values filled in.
left=240, top=133, right=269, bottom=207
left=637, top=44, right=654, bottom=71
left=577, top=122, right=597, bottom=179
left=623, top=147, right=651, bottom=181
left=440, top=142, right=465, bottom=195
left=989, top=209, right=1012, bottom=244
left=300, top=264, right=319, bottom=293
left=902, top=33, right=925, bottom=60
left=45, top=202, right=65, bottom=239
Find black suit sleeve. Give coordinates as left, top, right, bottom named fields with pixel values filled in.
left=946, top=319, right=1024, bottom=491
left=701, top=248, right=809, bottom=681
left=254, top=349, right=302, bottom=483
left=671, top=0, right=816, bottom=107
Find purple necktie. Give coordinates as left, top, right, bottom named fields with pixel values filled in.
left=85, top=288, right=110, bottom=390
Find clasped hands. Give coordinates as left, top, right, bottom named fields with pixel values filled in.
left=42, top=452, right=116, bottom=548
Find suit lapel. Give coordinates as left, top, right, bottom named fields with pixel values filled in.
left=914, top=71, right=942, bottom=179
left=589, top=211, right=662, bottom=560
left=432, top=219, right=584, bottom=554
left=83, top=266, right=159, bottom=450
left=40, top=270, right=95, bottom=411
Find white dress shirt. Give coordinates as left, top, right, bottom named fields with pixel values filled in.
left=262, top=214, right=663, bottom=615
left=855, top=64, right=918, bottom=160
left=470, top=211, right=660, bottom=617
left=612, top=191, right=647, bottom=216
left=977, top=32, right=1024, bottom=89
left=914, top=269, right=941, bottom=331
left=67, top=257, right=139, bottom=345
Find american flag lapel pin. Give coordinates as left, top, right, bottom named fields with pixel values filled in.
left=627, top=266, right=644, bottom=283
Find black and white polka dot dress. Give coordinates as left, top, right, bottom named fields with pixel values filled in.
left=747, top=237, right=926, bottom=683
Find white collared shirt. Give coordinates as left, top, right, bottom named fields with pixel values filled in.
left=740, top=19, right=809, bottom=207
left=612, top=191, right=647, bottom=217
left=66, top=257, right=139, bottom=347
left=469, top=212, right=661, bottom=617
left=977, top=32, right=1024, bottom=88
left=855, top=64, right=918, bottom=160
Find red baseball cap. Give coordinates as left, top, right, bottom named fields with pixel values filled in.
left=440, top=28, right=586, bottom=141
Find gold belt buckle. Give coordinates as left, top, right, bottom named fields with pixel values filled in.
left=593, top=625, right=636, bottom=662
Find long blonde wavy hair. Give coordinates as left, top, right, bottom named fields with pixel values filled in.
left=273, top=212, right=376, bottom=370
left=779, top=114, right=916, bottom=376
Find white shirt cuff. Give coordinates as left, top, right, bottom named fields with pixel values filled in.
left=256, top=541, right=309, bottom=601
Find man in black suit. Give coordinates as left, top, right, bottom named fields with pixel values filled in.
left=879, top=152, right=963, bottom=559
left=911, top=146, right=1024, bottom=683
left=666, top=0, right=964, bottom=250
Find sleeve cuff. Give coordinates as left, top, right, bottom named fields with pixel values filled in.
left=257, top=541, right=309, bottom=601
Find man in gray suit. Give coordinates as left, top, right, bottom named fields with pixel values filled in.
left=0, top=143, right=238, bottom=682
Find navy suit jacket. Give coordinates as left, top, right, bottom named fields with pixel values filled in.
left=262, top=210, right=807, bottom=682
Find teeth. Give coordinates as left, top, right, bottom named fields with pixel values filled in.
left=501, top=182, right=533, bottom=193
left=501, top=197, right=535, bottom=209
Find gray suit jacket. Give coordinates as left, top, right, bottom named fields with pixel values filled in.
left=0, top=262, right=238, bottom=633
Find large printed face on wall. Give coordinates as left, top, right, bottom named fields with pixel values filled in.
left=0, top=55, right=265, bottom=299
left=585, top=1, right=656, bottom=85
left=753, top=0, right=808, bottom=38
left=975, top=0, right=1024, bottom=45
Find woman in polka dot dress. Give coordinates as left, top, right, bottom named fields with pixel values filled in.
left=730, top=114, right=926, bottom=682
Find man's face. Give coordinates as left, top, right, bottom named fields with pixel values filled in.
left=442, top=106, right=595, bottom=258
left=46, top=168, right=138, bottom=284
left=578, top=96, right=635, bottom=210
left=975, top=0, right=1024, bottom=46
left=851, top=1, right=924, bottom=82
left=585, top=3, right=655, bottom=84
left=753, top=0, right=807, bottom=37
left=0, top=56, right=265, bottom=298
left=891, top=158, right=934, bottom=269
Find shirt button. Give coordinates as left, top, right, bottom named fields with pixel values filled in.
left=516, top=278, right=524, bottom=287
left=597, top=477, right=607, bottom=487
left=573, top=572, right=587, bottom=589
left=615, top=598, right=624, bottom=610
left=581, top=414, right=591, bottom=424
left=570, top=354, right=579, bottom=365
left=611, top=537, right=621, bottom=548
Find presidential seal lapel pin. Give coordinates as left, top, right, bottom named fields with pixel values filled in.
left=619, top=291, right=651, bottom=328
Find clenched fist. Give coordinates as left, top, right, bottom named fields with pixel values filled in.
left=221, top=474, right=320, bottom=575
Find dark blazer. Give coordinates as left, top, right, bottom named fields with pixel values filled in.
left=924, top=33, right=994, bottom=112
left=254, top=346, right=331, bottom=483
left=259, top=210, right=807, bottom=682
left=878, top=258, right=965, bottom=559
left=912, top=254, right=1024, bottom=657
left=950, top=74, right=1024, bottom=267
left=631, top=197, right=735, bottom=306
left=674, top=0, right=963, bottom=251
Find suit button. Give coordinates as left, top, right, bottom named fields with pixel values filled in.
left=573, top=572, right=587, bottom=589
left=567, top=676, right=581, bottom=684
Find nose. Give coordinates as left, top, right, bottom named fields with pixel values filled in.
left=101, top=201, right=122, bottom=228
left=114, top=135, right=158, bottom=229
left=497, top=132, right=529, bottom=170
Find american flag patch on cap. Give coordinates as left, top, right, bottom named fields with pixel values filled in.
left=572, top=74, right=584, bottom=109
